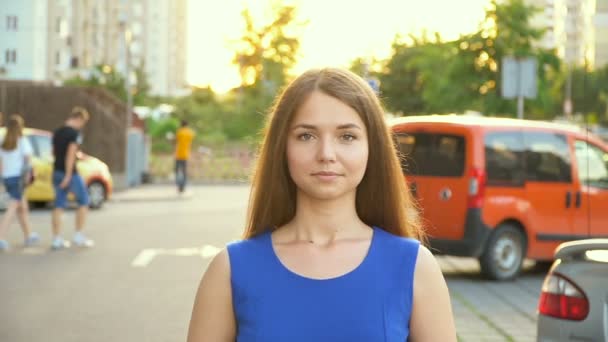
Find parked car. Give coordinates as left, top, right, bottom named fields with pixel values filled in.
left=536, top=239, right=608, bottom=341
left=390, top=115, right=608, bottom=280
left=0, top=127, right=113, bottom=209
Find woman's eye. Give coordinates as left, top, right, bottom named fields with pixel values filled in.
left=298, top=133, right=314, bottom=141
left=342, top=133, right=356, bottom=142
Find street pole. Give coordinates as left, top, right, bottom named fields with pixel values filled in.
left=517, top=60, right=524, bottom=119
left=123, top=23, right=133, bottom=188
left=517, top=94, right=524, bottom=120
left=565, top=64, right=573, bottom=119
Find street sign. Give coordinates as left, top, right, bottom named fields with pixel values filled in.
left=519, top=58, right=538, bottom=99
left=501, top=56, right=538, bottom=119
left=501, top=57, right=538, bottom=99
left=501, top=57, right=519, bottom=99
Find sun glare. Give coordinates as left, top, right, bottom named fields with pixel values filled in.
left=187, top=0, right=490, bottom=93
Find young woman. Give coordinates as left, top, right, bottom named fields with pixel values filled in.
left=188, top=68, right=456, bottom=341
left=0, top=114, right=39, bottom=251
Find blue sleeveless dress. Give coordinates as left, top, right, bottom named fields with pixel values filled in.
left=227, top=226, right=420, bottom=341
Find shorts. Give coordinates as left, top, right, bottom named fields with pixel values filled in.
left=53, top=171, right=89, bottom=208
left=3, top=176, right=23, bottom=201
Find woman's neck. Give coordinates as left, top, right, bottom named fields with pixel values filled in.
left=284, top=193, right=369, bottom=245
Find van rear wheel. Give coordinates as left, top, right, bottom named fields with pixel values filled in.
left=479, top=223, right=526, bottom=281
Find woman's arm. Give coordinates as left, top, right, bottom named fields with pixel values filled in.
left=187, top=249, right=236, bottom=342
left=409, top=245, right=457, bottom=342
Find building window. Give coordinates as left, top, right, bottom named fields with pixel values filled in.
left=56, top=51, right=61, bottom=65
left=6, top=15, right=18, bottom=30
left=5, top=49, right=17, bottom=64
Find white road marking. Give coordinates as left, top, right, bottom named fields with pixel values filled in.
left=19, top=247, right=47, bottom=255
left=131, top=244, right=221, bottom=267
left=131, top=249, right=158, bottom=267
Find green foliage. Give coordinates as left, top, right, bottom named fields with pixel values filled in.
left=64, top=64, right=152, bottom=106
left=145, top=3, right=306, bottom=150
left=570, top=65, right=608, bottom=123
left=232, top=2, right=306, bottom=89
left=376, top=0, right=567, bottom=119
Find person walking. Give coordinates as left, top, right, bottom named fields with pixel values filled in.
left=0, top=114, right=40, bottom=251
left=174, top=119, right=195, bottom=194
left=51, top=107, right=93, bottom=249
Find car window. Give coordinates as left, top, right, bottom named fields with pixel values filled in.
left=484, top=131, right=526, bottom=186
left=524, top=132, right=572, bottom=183
left=23, top=135, right=39, bottom=157
left=395, top=132, right=466, bottom=177
left=29, top=134, right=53, bottom=160
left=574, top=140, right=608, bottom=189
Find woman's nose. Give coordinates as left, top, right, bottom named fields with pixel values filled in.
left=317, top=137, right=336, bottom=162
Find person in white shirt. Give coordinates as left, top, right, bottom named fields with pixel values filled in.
left=0, top=114, right=39, bottom=251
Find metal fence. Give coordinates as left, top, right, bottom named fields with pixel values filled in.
left=149, top=145, right=255, bottom=184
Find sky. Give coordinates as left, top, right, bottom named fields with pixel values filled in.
left=187, top=0, right=491, bottom=93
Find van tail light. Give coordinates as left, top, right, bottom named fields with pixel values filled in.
left=467, top=168, right=486, bottom=208
left=538, top=273, right=589, bottom=321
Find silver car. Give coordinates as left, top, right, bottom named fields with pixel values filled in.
left=537, top=239, right=608, bottom=341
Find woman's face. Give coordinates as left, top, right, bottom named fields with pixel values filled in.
left=286, top=91, right=369, bottom=201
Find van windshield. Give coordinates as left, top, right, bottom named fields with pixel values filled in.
left=395, top=132, right=466, bottom=177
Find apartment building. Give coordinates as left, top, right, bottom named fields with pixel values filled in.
left=564, top=0, right=595, bottom=68
left=596, top=0, right=608, bottom=67
left=144, top=0, right=188, bottom=96
left=525, top=0, right=568, bottom=58
left=1, top=0, right=49, bottom=80
left=522, top=0, right=595, bottom=67
left=0, top=0, right=188, bottom=96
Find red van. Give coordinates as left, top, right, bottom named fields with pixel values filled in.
left=390, top=115, right=608, bottom=280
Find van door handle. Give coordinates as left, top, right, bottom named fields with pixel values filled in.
left=575, top=191, right=581, bottom=208
left=565, top=191, right=572, bottom=208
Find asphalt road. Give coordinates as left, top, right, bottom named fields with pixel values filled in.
left=0, top=185, right=546, bottom=342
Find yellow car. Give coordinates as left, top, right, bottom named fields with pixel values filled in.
left=0, top=127, right=113, bottom=209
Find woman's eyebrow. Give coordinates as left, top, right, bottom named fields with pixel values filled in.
left=337, top=123, right=362, bottom=130
left=292, top=123, right=362, bottom=130
left=292, top=123, right=317, bottom=130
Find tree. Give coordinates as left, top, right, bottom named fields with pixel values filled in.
left=376, top=35, right=434, bottom=114
left=232, top=3, right=306, bottom=89
left=378, top=0, right=563, bottom=118
left=64, top=64, right=152, bottom=106
left=228, top=2, right=308, bottom=140
left=457, top=0, right=561, bottom=118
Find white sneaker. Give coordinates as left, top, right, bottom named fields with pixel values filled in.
left=25, top=232, right=40, bottom=247
left=51, top=236, right=70, bottom=250
left=73, top=232, right=94, bottom=248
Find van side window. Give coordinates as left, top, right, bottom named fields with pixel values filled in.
left=484, top=131, right=525, bottom=186
left=574, top=141, right=608, bottom=189
left=394, top=133, right=465, bottom=177
left=524, top=132, right=572, bottom=183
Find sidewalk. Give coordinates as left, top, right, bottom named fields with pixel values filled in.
left=440, top=256, right=543, bottom=342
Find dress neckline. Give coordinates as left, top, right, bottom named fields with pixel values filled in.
left=266, top=226, right=378, bottom=282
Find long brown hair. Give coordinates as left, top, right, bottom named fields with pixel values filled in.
left=1, top=114, right=25, bottom=151
left=244, top=68, right=423, bottom=241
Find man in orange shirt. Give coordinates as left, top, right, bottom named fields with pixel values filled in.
left=174, top=120, right=195, bottom=194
